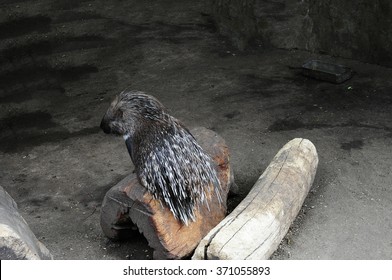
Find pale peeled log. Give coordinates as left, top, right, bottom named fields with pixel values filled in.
left=193, top=138, right=318, bottom=260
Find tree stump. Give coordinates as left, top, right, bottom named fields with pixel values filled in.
left=193, top=138, right=318, bottom=260
left=100, top=127, right=234, bottom=259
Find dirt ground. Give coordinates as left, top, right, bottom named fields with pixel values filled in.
left=1, top=0, right=391, bottom=260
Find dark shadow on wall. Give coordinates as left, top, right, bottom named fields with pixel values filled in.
left=209, top=0, right=392, bottom=67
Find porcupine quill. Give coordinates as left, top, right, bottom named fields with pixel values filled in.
left=100, top=90, right=222, bottom=225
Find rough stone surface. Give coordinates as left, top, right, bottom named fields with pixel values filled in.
left=0, top=186, right=52, bottom=259
left=210, top=0, right=392, bottom=67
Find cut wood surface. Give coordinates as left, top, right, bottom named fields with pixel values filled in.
left=100, top=127, right=234, bottom=259
left=192, top=138, right=318, bottom=260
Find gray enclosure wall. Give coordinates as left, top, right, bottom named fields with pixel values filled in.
left=210, top=0, right=392, bottom=67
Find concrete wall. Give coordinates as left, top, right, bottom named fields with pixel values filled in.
left=210, top=0, right=392, bottom=67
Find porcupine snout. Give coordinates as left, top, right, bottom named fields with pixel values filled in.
left=100, top=116, right=111, bottom=134
left=100, top=108, right=127, bottom=136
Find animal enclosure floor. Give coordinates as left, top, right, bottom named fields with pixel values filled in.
left=1, top=0, right=392, bottom=259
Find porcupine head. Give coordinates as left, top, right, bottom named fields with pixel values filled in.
left=100, top=90, right=222, bottom=225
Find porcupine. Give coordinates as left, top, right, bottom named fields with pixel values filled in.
left=100, top=90, right=222, bottom=225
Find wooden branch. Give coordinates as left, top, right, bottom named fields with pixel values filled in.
left=193, top=138, right=318, bottom=260
left=100, top=127, right=234, bottom=259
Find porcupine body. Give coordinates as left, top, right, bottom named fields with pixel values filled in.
left=100, top=90, right=222, bottom=225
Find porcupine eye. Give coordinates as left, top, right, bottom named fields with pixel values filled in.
left=114, top=107, right=123, bottom=119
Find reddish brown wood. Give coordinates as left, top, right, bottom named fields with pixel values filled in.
left=100, top=127, right=234, bottom=259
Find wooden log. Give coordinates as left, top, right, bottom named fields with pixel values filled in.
left=100, top=127, right=234, bottom=259
left=0, top=186, right=52, bottom=260
left=192, top=138, right=318, bottom=260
